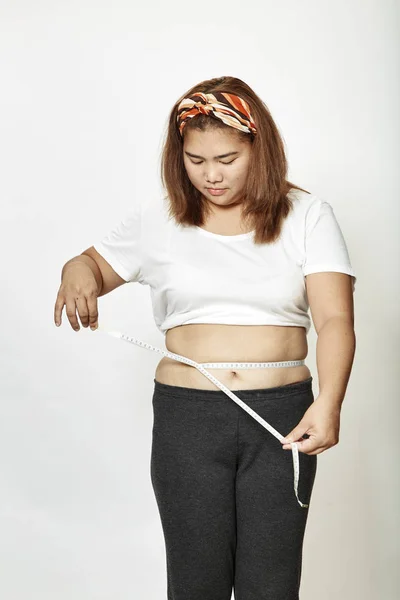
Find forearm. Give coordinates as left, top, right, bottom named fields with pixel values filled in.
left=315, top=316, right=356, bottom=410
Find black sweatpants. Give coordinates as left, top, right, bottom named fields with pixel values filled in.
left=150, top=376, right=318, bottom=600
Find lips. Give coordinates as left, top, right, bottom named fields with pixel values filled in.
left=207, top=188, right=227, bottom=196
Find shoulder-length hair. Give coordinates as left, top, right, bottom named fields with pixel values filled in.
left=160, top=75, right=310, bottom=244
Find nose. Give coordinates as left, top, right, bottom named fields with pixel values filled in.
left=205, top=169, right=223, bottom=185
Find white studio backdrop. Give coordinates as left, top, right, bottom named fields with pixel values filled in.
left=0, top=1, right=399, bottom=598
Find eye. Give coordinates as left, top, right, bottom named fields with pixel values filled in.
left=190, top=159, right=236, bottom=165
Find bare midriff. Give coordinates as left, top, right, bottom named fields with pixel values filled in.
left=154, top=323, right=311, bottom=391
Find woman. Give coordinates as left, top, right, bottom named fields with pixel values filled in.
left=55, top=76, right=356, bottom=599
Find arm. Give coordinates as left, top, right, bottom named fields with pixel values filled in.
left=62, top=253, right=104, bottom=296
left=55, top=247, right=128, bottom=331
left=80, top=246, right=128, bottom=297
left=281, top=271, right=356, bottom=454
left=308, top=271, right=356, bottom=411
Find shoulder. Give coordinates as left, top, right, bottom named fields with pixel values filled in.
left=284, top=188, right=320, bottom=235
left=139, top=195, right=178, bottom=248
left=286, top=188, right=337, bottom=235
left=287, top=187, right=321, bottom=219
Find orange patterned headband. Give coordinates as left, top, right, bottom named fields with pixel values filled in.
left=176, top=91, right=257, bottom=137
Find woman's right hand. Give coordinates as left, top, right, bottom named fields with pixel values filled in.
left=54, top=261, right=100, bottom=332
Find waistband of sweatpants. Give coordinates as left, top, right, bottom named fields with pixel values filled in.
left=153, top=376, right=313, bottom=402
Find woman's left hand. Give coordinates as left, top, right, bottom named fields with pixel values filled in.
left=280, top=396, right=341, bottom=455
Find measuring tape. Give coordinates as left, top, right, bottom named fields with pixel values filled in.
left=95, top=324, right=309, bottom=508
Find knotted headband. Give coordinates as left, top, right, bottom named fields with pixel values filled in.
left=176, top=91, right=257, bottom=137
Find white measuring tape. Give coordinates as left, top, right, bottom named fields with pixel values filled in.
left=95, top=324, right=309, bottom=508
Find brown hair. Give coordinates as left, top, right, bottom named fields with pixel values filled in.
left=160, top=76, right=310, bottom=244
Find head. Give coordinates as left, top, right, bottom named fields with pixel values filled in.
left=160, top=76, right=309, bottom=244
left=182, top=125, right=253, bottom=212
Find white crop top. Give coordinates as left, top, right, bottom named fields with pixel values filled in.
left=93, top=188, right=356, bottom=336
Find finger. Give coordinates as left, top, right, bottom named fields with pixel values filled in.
left=54, top=294, right=65, bottom=326
left=75, top=296, right=89, bottom=327
left=282, top=438, right=321, bottom=454
left=86, top=293, right=99, bottom=329
left=281, top=426, right=310, bottom=445
left=65, top=298, right=80, bottom=331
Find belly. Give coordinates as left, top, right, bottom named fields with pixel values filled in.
left=154, top=324, right=311, bottom=391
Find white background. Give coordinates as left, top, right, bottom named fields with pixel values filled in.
left=1, top=0, right=399, bottom=598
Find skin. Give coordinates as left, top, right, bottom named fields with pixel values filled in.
left=182, top=127, right=253, bottom=225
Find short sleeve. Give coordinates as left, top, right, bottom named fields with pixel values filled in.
left=302, top=198, right=357, bottom=292
left=93, top=201, right=143, bottom=283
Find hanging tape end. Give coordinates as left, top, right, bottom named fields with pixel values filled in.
left=105, top=330, right=123, bottom=339
left=96, top=325, right=122, bottom=339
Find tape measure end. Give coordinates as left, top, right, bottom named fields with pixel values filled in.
left=106, top=330, right=123, bottom=339
left=95, top=325, right=122, bottom=339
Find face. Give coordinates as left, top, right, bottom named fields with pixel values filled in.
left=182, top=127, right=252, bottom=208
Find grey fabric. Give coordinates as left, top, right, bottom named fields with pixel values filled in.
left=150, top=376, right=317, bottom=600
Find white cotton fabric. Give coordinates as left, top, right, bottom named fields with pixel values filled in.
left=93, top=188, right=356, bottom=336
